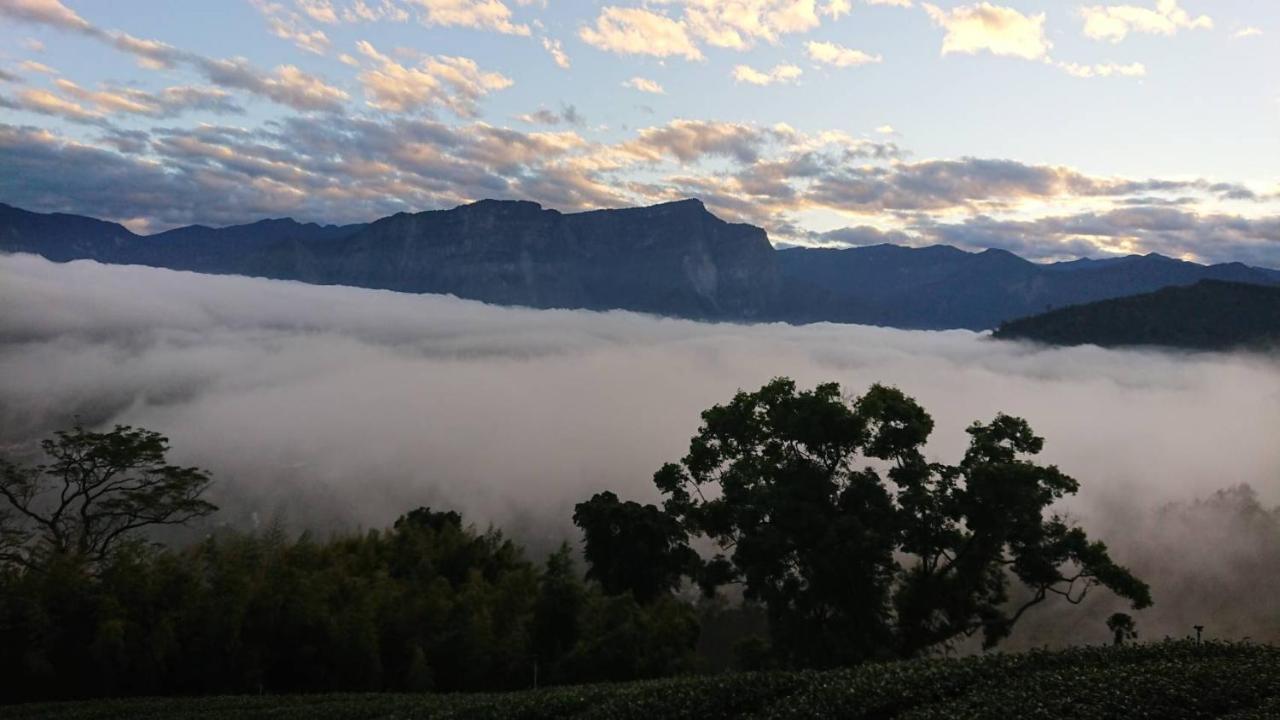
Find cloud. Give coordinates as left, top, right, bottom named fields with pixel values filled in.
left=1081, top=0, right=1213, bottom=43
left=806, top=40, right=882, bottom=67
left=353, top=40, right=512, bottom=116
left=252, top=0, right=333, bottom=54
left=515, top=104, right=584, bottom=126
left=678, top=0, right=822, bottom=50
left=1232, top=27, right=1262, bottom=39
left=923, top=2, right=1050, bottom=60
left=579, top=6, right=703, bottom=60
left=15, top=87, right=102, bottom=122
left=1056, top=60, right=1146, bottom=78
left=581, top=1, right=836, bottom=59
left=541, top=37, right=570, bottom=68
left=397, top=0, right=529, bottom=34
left=2, top=254, right=1279, bottom=645
left=297, top=0, right=340, bottom=23
left=915, top=207, right=1280, bottom=268
left=732, top=63, right=803, bottom=86
left=48, top=79, right=245, bottom=118
left=824, top=0, right=853, bottom=18
left=623, top=77, right=666, bottom=94
left=197, top=58, right=349, bottom=112
left=0, top=0, right=348, bottom=112
left=18, top=60, right=58, bottom=75
left=0, top=0, right=91, bottom=32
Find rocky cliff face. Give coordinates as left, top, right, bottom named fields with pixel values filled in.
left=0, top=199, right=782, bottom=321
left=315, top=198, right=781, bottom=319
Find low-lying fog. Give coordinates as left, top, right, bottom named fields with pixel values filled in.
left=3, top=252, right=1279, bottom=647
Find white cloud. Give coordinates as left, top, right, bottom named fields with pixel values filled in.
left=623, top=76, right=666, bottom=94
left=541, top=37, right=570, bottom=69
left=923, top=2, right=1050, bottom=60
left=824, top=0, right=853, bottom=18
left=404, top=0, right=530, bottom=35
left=1080, top=0, right=1212, bottom=43
left=1057, top=60, right=1146, bottom=78
left=1233, top=26, right=1262, bottom=39
left=732, top=63, right=803, bottom=86
left=579, top=6, right=703, bottom=60
left=679, top=0, right=822, bottom=50
left=806, top=40, right=882, bottom=67
left=354, top=40, right=512, bottom=115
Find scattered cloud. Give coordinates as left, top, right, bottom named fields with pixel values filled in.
left=623, top=77, right=665, bottom=94
left=515, top=104, right=584, bottom=126
left=1080, top=0, right=1213, bottom=43
left=1056, top=60, right=1146, bottom=78
left=923, top=2, right=1051, bottom=60
left=403, top=0, right=531, bottom=35
left=1233, top=26, right=1262, bottom=39
left=18, top=59, right=58, bottom=75
left=353, top=40, right=512, bottom=116
left=579, top=6, right=703, bottom=60
left=806, top=40, right=882, bottom=67
left=732, top=63, right=803, bottom=86
left=541, top=37, right=570, bottom=68
left=679, top=0, right=822, bottom=50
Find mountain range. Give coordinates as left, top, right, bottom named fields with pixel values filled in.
left=3, top=199, right=1278, bottom=331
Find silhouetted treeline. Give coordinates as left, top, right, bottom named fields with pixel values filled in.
left=0, top=510, right=700, bottom=703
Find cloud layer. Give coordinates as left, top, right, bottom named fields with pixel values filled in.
left=2, top=254, right=1279, bottom=644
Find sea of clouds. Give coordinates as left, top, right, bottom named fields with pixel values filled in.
left=2, top=252, right=1278, bottom=646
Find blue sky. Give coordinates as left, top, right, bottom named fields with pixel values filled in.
left=0, top=0, right=1277, bottom=266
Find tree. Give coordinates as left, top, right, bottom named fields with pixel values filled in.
left=585, top=378, right=1152, bottom=667
left=0, top=423, right=216, bottom=570
left=1107, top=613, right=1138, bottom=646
left=573, top=491, right=699, bottom=603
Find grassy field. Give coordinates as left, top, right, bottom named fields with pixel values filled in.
left=4, top=641, right=1278, bottom=720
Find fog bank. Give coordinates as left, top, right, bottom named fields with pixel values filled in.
left=3, top=253, right=1279, bottom=645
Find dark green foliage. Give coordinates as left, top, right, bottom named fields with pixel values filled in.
left=0, top=507, right=699, bottom=703
left=1108, top=613, right=1139, bottom=646
left=0, top=424, right=215, bottom=569
left=4, top=642, right=1280, bottom=719
left=993, top=279, right=1280, bottom=350
left=588, top=378, right=1151, bottom=667
left=572, top=492, right=698, bottom=602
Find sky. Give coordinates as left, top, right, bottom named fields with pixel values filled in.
left=0, top=0, right=1277, bottom=265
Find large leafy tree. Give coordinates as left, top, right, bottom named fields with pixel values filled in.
left=0, top=423, right=216, bottom=570
left=577, top=378, right=1151, bottom=667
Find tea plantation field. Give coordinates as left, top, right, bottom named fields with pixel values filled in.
left=4, top=641, right=1277, bottom=720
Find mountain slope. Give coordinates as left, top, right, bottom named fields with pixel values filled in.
left=777, top=245, right=1280, bottom=330
left=3, top=200, right=1278, bottom=329
left=992, top=280, right=1280, bottom=350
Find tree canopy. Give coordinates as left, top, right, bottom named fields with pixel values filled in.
left=576, top=378, right=1152, bottom=667
left=0, top=424, right=216, bottom=570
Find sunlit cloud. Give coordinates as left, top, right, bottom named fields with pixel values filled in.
left=732, top=63, right=803, bottom=86
left=923, top=2, right=1050, bottom=60
left=1081, top=0, right=1213, bottom=43
left=806, top=40, right=882, bottom=67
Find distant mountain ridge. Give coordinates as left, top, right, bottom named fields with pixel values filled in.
left=2, top=200, right=1278, bottom=330
left=992, top=280, right=1280, bottom=350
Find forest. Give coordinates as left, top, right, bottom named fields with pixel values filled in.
left=0, top=378, right=1154, bottom=703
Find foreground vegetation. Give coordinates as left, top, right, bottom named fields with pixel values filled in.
left=5, top=641, right=1280, bottom=720
left=2, top=379, right=1155, bottom=703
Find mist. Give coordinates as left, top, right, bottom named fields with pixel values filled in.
left=3, top=252, right=1279, bottom=646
